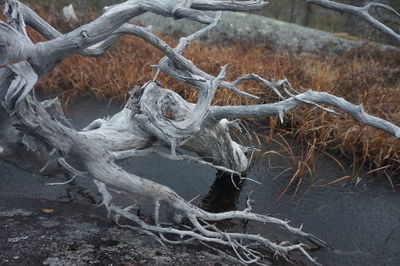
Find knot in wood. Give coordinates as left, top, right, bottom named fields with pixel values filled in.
left=126, top=85, right=144, bottom=114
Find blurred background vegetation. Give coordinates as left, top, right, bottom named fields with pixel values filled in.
left=31, top=0, right=400, bottom=45
left=254, top=0, right=400, bottom=45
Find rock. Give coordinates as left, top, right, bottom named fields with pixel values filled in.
left=0, top=208, right=34, bottom=217
left=133, top=11, right=400, bottom=55
left=0, top=198, right=234, bottom=266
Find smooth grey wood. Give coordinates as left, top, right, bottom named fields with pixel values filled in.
left=1, top=1, right=399, bottom=265
left=306, top=0, right=400, bottom=44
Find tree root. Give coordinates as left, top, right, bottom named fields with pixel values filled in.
left=94, top=180, right=324, bottom=265
left=2, top=1, right=400, bottom=265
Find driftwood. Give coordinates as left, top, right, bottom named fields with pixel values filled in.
left=0, top=0, right=399, bottom=265
left=305, top=0, right=400, bottom=44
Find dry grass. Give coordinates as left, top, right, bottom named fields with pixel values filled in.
left=4, top=3, right=400, bottom=189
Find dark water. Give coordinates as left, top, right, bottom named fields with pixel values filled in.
left=1, top=98, right=399, bottom=266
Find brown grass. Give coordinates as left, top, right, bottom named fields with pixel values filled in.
left=4, top=3, right=400, bottom=188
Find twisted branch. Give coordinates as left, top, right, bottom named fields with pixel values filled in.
left=1, top=1, right=400, bottom=265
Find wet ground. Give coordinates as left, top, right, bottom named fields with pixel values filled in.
left=1, top=98, right=400, bottom=265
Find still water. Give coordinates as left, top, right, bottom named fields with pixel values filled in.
left=1, top=98, right=399, bottom=265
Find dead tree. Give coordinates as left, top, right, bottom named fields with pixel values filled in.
left=305, top=0, right=400, bottom=43
left=0, top=0, right=399, bottom=265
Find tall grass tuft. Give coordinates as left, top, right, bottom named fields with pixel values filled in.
left=5, top=2, right=400, bottom=189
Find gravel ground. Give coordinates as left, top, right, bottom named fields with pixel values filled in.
left=0, top=197, right=233, bottom=266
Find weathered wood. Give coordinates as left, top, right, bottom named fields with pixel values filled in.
left=1, top=0, right=400, bottom=265
left=306, top=0, right=400, bottom=44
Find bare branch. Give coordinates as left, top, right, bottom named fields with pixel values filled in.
left=111, top=146, right=242, bottom=175
left=115, top=22, right=259, bottom=99
left=2, top=1, right=400, bottom=265
left=89, top=162, right=322, bottom=265
left=305, top=0, right=400, bottom=44
left=191, top=0, right=268, bottom=11
left=209, top=88, right=400, bottom=138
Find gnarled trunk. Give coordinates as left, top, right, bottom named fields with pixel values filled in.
left=1, top=0, right=399, bottom=265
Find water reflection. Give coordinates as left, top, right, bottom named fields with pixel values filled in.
left=201, top=171, right=244, bottom=213
left=65, top=179, right=98, bottom=204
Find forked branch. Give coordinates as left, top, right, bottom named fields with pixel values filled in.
left=306, top=0, right=400, bottom=43
left=1, top=0, right=400, bottom=265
